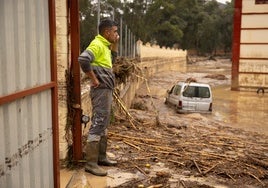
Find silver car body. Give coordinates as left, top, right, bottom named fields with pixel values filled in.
left=165, top=82, right=212, bottom=113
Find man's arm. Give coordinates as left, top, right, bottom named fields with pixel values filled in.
left=78, top=50, right=100, bottom=87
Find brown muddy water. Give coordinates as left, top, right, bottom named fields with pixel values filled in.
left=212, top=85, right=268, bottom=135
left=148, top=58, right=268, bottom=136
left=187, top=59, right=268, bottom=136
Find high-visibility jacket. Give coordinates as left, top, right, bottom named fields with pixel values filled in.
left=87, top=34, right=112, bottom=69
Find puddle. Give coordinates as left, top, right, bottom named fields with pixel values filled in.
left=61, top=168, right=142, bottom=188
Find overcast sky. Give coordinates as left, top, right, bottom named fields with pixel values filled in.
left=216, top=0, right=231, bottom=4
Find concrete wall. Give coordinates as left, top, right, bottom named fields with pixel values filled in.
left=56, top=0, right=69, bottom=159
left=238, top=0, right=268, bottom=90
left=80, top=43, right=187, bottom=122
left=118, top=56, right=186, bottom=108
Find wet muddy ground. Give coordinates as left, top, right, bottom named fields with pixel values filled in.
left=62, top=58, right=268, bottom=188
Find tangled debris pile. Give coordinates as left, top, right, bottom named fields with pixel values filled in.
left=108, top=110, right=268, bottom=188
left=113, top=57, right=140, bottom=85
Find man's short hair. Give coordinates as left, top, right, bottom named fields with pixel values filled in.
left=99, top=19, right=118, bottom=34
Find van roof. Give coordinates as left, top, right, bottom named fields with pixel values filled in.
left=177, top=82, right=211, bottom=87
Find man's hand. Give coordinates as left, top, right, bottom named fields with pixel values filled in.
left=110, top=35, right=119, bottom=52
left=86, top=71, right=100, bottom=88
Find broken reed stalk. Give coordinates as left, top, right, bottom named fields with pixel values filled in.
left=147, top=184, right=163, bottom=188
left=203, top=163, right=219, bottom=174
left=113, top=91, right=137, bottom=129
left=109, top=132, right=156, bottom=142
left=247, top=172, right=265, bottom=186
left=185, top=149, right=236, bottom=161
left=129, top=139, right=175, bottom=152
left=168, top=159, right=185, bottom=166
left=246, top=154, right=268, bottom=169
left=153, top=150, right=182, bottom=157
left=193, top=160, right=202, bottom=174
left=135, top=165, right=149, bottom=178
left=225, top=173, right=236, bottom=182
left=123, top=140, right=141, bottom=150
left=180, top=180, right=187, bottom=188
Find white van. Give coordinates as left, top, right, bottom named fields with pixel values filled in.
left=165, top=82, right=212, bottom=113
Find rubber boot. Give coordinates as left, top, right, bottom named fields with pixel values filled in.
left=84, top=141, right=107, bottom=176
left=98, top=136, right=117, bottom=166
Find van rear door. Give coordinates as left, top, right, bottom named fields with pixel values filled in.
left=182, top=85, right=212, bottom=112
left=195, top=86, right=212, bottom=111
left=182, top=85, right=196, bottom=111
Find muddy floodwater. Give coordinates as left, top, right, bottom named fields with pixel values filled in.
left=148, top=58, right=268, bottom=136
left=212, top=85, right=268, bottom=135
left=188, top=59, right=268, bottom=136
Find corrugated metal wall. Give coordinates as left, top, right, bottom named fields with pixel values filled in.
left=0, top=0, right=55, bottom=187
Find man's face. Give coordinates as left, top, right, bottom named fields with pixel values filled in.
left=106, top=26, right=119, bottom=43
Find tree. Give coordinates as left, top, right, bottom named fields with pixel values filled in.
left=145, top=0, right=184, bottom=48
left=79, top=0, right=234, bottom=55
left=79, top=0, right=97, bottom=50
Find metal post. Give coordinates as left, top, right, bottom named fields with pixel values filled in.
left=70, top=0, right=82, bottom=161
left=130, top=32, right=133, bottom=58
left=120, top=17, right=123, bottom=56
left=125, top=25, right=128, bottom=56
left=97, top=0, right=100, bottom=33
left=133, top=36, right=136, bottom=57
left=128, top=29, right=131, bottom=57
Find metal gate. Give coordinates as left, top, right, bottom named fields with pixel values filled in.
left=0, top=0, right=59, bottom=187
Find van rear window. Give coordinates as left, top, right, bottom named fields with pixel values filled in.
left=183, top=86, right=210, bottom=98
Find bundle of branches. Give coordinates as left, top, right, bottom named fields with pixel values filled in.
left=113, top=57, right=139, bottom=85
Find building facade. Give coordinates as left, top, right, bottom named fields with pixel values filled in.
left=232, top=0, right=268, bottom=91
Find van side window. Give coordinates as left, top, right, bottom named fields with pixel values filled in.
left=174, top=85, right=181, bottom=95
left=183, top=86, right=195, bottom=97
left=169, top=86, right=175, bottom=94
left=183, top=86, right=210, bottom=98
left=198, top=87, right=210, bottom=98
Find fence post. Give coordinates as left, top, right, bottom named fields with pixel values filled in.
left=119, top=17, right=123, bottom=56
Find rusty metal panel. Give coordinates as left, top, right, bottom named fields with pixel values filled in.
left=0, top=0, right=55, bottom=187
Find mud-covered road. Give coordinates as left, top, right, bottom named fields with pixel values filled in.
left=64, top=58, right=268, bottom=188
left=109, top=58, right=268, bottom=188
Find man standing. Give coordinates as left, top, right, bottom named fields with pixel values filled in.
left=78, top=19, right=119, bottom=176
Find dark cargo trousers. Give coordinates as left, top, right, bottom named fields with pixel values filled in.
left=87, top=87, right=113, bottom=142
